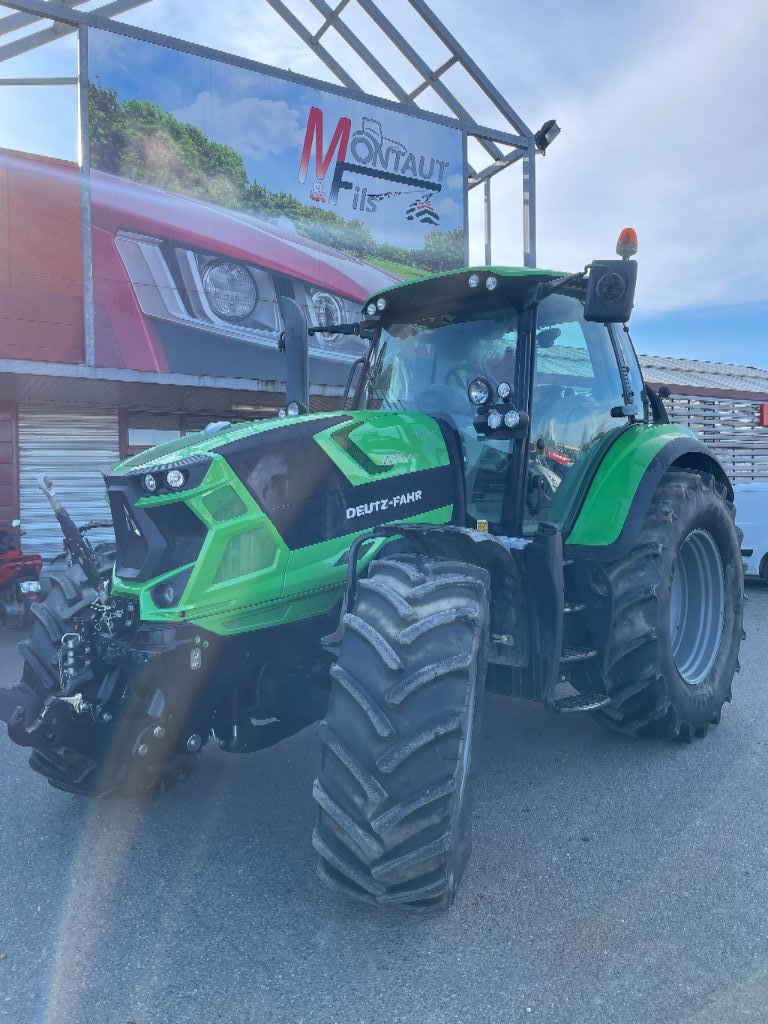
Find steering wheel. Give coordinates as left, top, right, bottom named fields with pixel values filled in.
left=444, top=364, right=498, bottom=391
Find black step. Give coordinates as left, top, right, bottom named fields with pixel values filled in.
left=550, top=693, right=611, bottom=714
left=559, top=646, right=597, bottom=665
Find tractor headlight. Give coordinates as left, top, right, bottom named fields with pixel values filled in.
left=365, top=302, right=377, bottom=316
left=311, top=290, right=346, bottom=338
left=468, top=377, right=492, bottom=406
left=497, top=381, right=512, bottom=401
left=151, top=568, right=192, bottom=609
left=503, top=409, right=520, bottom=429
left=165, top=469, right=186, bottom=490
left=201, top=261, right=258, bottom=322
left=486, top=409, right=503, bottom=430
left=143, top=473, right=158, bottom=493
left=153, top=582, right=177, bottom=608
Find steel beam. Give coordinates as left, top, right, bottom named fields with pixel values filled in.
left=0, top=356, right=344, bottom=396
left=313, top=0, right=352, bottom=42
left=263, top=0, right=360, bottom=91
left=407, top=0, right=533, bottom=137
left=0, top=0, right=151, bottom=62
left=353, top=0, right=507, bottom=164
left=0, top=75, right=77, bottom=83
left=467, top=147, right=526, bottom=189
left=0, top=0, right=87, bottom=37
left=307, top=0, right=410, bottom=102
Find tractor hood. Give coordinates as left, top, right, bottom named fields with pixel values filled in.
left=106, top=411, right=458, bottom=631
left=114, top=414, right=344, bottom=474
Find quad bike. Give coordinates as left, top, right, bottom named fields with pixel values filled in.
left=0, top=231, right=744, bottom=909
left=0, top=521, right=42, bottom=628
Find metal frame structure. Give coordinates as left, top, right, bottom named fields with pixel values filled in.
left=1, top=0, right=555, bottom=263
left=265, top=0, right=543, bottom=267
left=0, top=0, right=557, bottom=395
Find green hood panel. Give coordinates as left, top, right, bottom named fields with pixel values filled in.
left=115, top=412, right=347, bottom=473
left=110, top=410, right=455, bottom=635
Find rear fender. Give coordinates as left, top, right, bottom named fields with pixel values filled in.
left=565, top=426, right=732, bottom=562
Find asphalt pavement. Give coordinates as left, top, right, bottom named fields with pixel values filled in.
left=1, top=587, right=767, bottom=1024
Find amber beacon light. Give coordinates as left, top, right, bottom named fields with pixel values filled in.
left=616, top=227, right=638, bottom=259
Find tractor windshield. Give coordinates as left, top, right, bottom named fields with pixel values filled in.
left=366, top=307, right=519, bottom=417
left=364, top=306, right=519, bottom=525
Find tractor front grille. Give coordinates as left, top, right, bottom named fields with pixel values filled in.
left=106, top=480, right=207, bottom=582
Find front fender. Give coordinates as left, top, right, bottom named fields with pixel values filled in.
left=565, top=424, right=732, bottom=561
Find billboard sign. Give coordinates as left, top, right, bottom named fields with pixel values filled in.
left=85, top=28, right=467, bottom=384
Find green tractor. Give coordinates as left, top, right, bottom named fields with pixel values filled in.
left=0, top=235, right=744, bottom=909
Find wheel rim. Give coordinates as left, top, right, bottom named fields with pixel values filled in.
left=669, top=529, right=726, bottom=685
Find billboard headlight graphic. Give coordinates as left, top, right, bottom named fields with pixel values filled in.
left=310, top=289, right=347, bottom=339
left=113, top=233, right=365, bottom=365
left=201, top=261, right=258, bottom=322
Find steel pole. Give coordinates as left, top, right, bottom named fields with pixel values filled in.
left=484, top=178, right=492, bottom=265
left=77, top=25, right=95, bottom=366
left=522, top=141, right=536, bottom=267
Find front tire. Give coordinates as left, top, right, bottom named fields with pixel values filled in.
left=314, top=556, right=489, bottom=909
left=596, top=469, right=744, bottom=740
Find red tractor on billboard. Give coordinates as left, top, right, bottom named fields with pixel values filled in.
left=0, top=148, right=397, bottom=385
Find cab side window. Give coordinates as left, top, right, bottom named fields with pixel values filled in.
left=525, top=294, right=627, bottom=531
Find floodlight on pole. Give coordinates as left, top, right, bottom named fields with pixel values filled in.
left=534, top=119, right=561, bottom=154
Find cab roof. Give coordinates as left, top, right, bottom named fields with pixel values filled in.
left=364, top=265, right=567, bottom=319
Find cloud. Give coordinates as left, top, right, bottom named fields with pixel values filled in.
left=172, top=92, right=305, bottom=163
left=438, top=196, right=461, bottom=219
left=449, top=0, right=768, bottom=313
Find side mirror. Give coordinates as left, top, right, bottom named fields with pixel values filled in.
left=584, top=259, right=637, bottom=323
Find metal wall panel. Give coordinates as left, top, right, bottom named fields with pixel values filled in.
left=664, top=395, right=768, bottom=482
left=18, top=408, right=118, bottom=560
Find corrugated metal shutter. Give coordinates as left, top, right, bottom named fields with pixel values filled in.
left=664, top=394, right=768, bottom=482
left=18, top=409, right=118, bottom=561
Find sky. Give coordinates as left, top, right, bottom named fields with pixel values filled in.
left=1, top=0, right=766, bottom=365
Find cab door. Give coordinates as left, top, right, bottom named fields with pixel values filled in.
left=524, top=293, right=633, bottom=532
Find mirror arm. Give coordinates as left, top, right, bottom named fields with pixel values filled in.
left=525, top=269, right=588, bottom=309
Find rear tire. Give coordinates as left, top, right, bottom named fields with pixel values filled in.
left=595, top=469, right=743, bottom=740
left=314, top=556, right=489, bottom=909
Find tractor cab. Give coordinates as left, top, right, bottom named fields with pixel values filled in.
left=349, top=255, right=644, bottom=538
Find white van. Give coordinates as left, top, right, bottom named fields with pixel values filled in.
left=733, top=481, right=768, bottom=579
